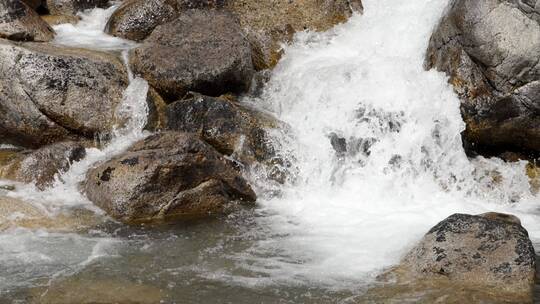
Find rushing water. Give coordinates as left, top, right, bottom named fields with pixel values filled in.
left=1, top=0, right=539, bottom=303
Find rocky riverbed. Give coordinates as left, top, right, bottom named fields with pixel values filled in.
left=0, top=0, right=539, bottom=303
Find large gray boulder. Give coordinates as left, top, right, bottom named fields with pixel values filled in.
left=129, top=9, right=254, bottom=100
left=0, top=0, right=54, bottom=41
left=45, top=0, right=109, bottom=15
left=0, top=39, right=129, bottom=148
left=426, top=0, right=540, bottom=156
left=387, top=213, right=536, bottom=302
left=83, top=132, right=256, bottom=223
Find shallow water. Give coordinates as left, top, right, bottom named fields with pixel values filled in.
left=1, top=0, right=539, bottom=303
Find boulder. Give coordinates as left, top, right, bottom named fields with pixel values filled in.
left=426, top=0, right=540, bottom=157
left=226, top=0, right=363, bottom=70
left=165, top=92, right=279, bottom=164
left=21, top=0, right=44, bottom=10
left=105, top=0, right=179, bottom=42
left=45, top=0, right=109, bottom=16
left=0, top=39, right=129, bottom=148
left=391, top=213, right=536, bottom=301
left=0, top=0, right=54, bottom=41
left=83, top=132, right=256, bottom=223
left=129, top=9, right=254, bottom=101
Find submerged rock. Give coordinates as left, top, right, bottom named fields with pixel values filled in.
left=45, top=0, right=109, bottom=16
left=226, top=0, right=363, bottom=70
left=129, top=9, right=253, bottom=101
left=41, top=14, right=79, bottom=26
left=0, top=39, right=129, bottom=148
left=0, top=196, right=99, bottom=231
left=426, top=0, right=540, bottom=156
left=0, top=0, right=54, bottom=41
left=381, top=213, right=536, bottom=302
left=83, top=132, right=256, bottom=223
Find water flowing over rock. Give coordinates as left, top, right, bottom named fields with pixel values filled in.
left=0, top=0, right=54, bottom=41
left=83, top=132, right=256, bottom=223
left=0, top=142, right=85, bottom=189
left=0, top=39, right=129, bottom=148
left=129, top=9, right=254, bottom=101
left=389, top=213, right=536, bottom=301
left=226, top=0, right=363, bottom=70
left=45, top=0, right=109, bottom=16
left=426, top=0, right=540, bottom=157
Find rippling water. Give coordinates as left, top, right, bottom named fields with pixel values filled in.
left=1, top=0, right=539, bottom=303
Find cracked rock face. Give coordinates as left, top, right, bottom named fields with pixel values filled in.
left=426, top=0, right=540, bottom=156
left=400, top=213, right=536, bottom=297
left=83, top=132, right=256, bottom=223
left=0, top=0, right=54, bottom=42
left=0, top=39, right=129, bottom=148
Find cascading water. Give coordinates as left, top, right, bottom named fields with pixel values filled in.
left=236, top=0, right=540, bottom=287
left=1, top=0, right=539, bottom=302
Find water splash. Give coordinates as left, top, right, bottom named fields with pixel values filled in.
left=237, top=0, right=540, bottom=286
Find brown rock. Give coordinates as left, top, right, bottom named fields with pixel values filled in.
left=0, top=0, right=54, bottom=42
left=83, top=132, right=256, bottom=223
left=45, top=0, right=109, bottom=16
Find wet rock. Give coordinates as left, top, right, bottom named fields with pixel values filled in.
left=165, top=92, right=280, bottom=165
left=0, top=141, right=85, bottom=190
left=0, top=196, right=99, bottom=232
left=0, top=0, right=55, bottom=41
left=45, top=0, right=109, bottom=16
left=426, top=0, right=540, bottom=156
left=21, top=0, right=44, bottom=10
left=226, top=0, right=363, bottom=70
left=105, top=0, right=179, bottom=42
left=526, top=162, right=539, bottom=194
left=83, top=132, right=256, bottom=223
left=0, top=39, right=129, bottom=148
left=396, top=213, right=536, bottom=299
left=41, top=14, right=79, bottom=26
left=129, top=9, right=254, bottom=100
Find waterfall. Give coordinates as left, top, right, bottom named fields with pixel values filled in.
left=237, top=0, right=540, bottom=286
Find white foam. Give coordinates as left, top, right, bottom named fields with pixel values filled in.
left=52, top=4, right=137, bottom=51
left=239, top=0, right=540, bottom=286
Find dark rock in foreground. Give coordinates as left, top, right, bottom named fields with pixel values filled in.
left=83, top=132, right=256, bottom=223
left=129, top=9, right=254, bottom=101
left=0, top=0, right=54, bottom=41
left=0, top=39, right=129, bottom=148
left=381, top=212, right=536, bottom=302
left=426, top=0, right=540, bottom=157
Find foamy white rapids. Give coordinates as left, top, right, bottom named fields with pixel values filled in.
left=238, top=0, right=540, bottom=287
left=52, top=3, right=137, bottom=50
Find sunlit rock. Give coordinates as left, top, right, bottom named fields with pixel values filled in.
left=226, top=0, right=363, bottom=70
left=83, top=132, right=256, bottom=223
left=0, top=39, right=129, bottom=148
left=368, top=213, right=536, bottom=303
left=0, top=0, right=54, bottom=41
left=426, top=0, right=540, bottom=157
left=129, top=9, right=254, bottom=101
